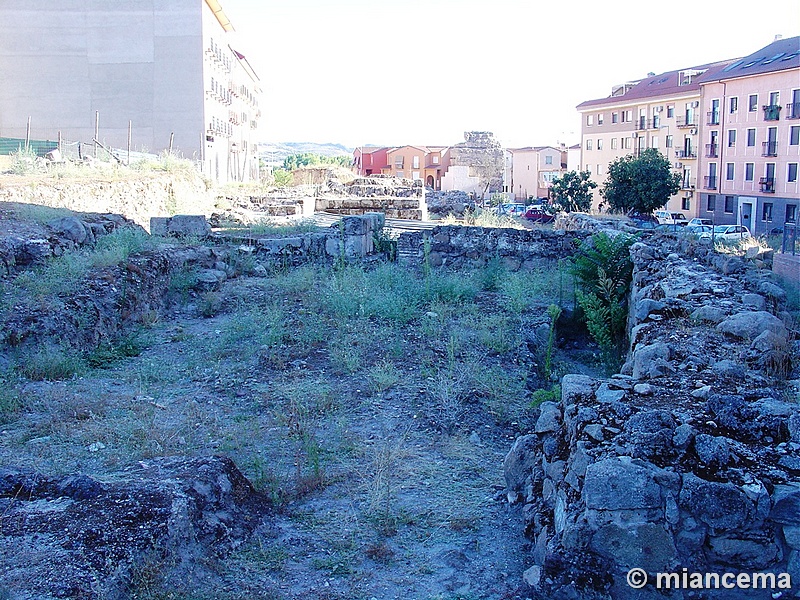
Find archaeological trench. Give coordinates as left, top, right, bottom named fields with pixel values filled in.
left=0, top=175, right=798, bottom=599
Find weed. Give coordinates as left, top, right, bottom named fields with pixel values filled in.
left=87, top=330, right=148, bottom=367
left=477, top=255, right=505, bottom=291
left=18, top=344, right=86, bottom=381
left=367, top=359, right=401, bottom=394
left=544, top=304, right=562, bottom=378
left=198, top=292, right=223, bottom=318
left=531, top=384, right=561, bottom=407
left=328, top=333, right=362, bottom=374
left=91, top=227, right=153, bottom=267
left=167, top=266, right=198, bottom=303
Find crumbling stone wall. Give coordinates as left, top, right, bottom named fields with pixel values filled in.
left=505, top=237, right=799, bottom=599
left=397, top=225, right=591, bottom=270
left=441, top=131, right=504, bottom=197
left=315, top=176, right=424, bottom=220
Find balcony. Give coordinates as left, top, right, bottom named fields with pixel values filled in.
left=759, top=177, right=776, bottom=193
left=787, top=102, right=800, bottom=119
left=704, top=176, right=718, bottom=190
left=675, top=148, right=697, bottom=159
left=676, top=116, right=698, bottom=128
left=763, top=105, right=782, bottom=121
left=637, top=117, right=648, bottom=131
left=762, top=141, right=778, bottom=156
left=681, top=178, right=696, bottom=190
left=706, top=111, right=720, bottom=126
left=705, top=144, right=719, bottom=158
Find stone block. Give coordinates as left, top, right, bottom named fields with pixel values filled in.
left=584, top=457, right=665, bottom=510
left=561, top=374, right=595, bottom=407
left=150, top=216, right=170, bottom=236
left=590, top=522, right=678, bottom=572
left=680, top=473, right=753, bottom=530
left=706, top=535, right=781, bottom=570
left=168, top=215, right=211, bottom=238
left=771, top=483, right=800, bottom=525
left=535, top=402, right=561, bottom=433
left=632, top=342, right=672, bottom=380
left=716, top=311, right=787, bottom=341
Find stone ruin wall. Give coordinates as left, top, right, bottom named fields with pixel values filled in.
left=504, top=234, right=799, bottom=599
left=315, top=176, right=424, bottom=220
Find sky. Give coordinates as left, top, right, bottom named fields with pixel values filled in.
left=222, top=0, right=800, bottom=150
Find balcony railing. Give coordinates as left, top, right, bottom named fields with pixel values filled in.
left=704, top=176, right=717, bottom=190
left=675, top=148, right=697, bottom=159
left=637, top=117, right=648, bottom=130
left=787, top=102, right=800, bottom=119
left=706, top=111, right=720, bottom=125
left=763, top=104, right=781, bottom=121
left=762, top=141, right=778, bottom=156
left=681, top=178, right=696, bottom=190
left=676, top=116, right=698, bottom=128
left=759, top=177, right=775, bottom=193
left=705, top=144, right=719, bottom=158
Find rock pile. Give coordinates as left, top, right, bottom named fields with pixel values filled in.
left=0, top=456, right=269, bottom=599
left=425, top=190, right=473, bottom=218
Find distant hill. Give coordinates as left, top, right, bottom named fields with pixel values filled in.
left=259, top=142, right=354, bottom=166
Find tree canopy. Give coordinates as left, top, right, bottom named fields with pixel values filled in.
left=600, top=148, right=681, bottom=214
left=549, top=170, right=597, bottom=213
left=282, top=153, right=352, bottom=171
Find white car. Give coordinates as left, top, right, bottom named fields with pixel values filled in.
left=654, top=210, right=689, bottom=226
left=699, top=224, right=752, bottom=242
left=687, top=218, right=713, bottom=227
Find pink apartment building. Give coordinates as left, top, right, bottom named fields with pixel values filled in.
left=695, top=36, right=799, bottom=235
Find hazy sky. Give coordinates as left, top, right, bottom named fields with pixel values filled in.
left=222, top=0, right=800, bottom=149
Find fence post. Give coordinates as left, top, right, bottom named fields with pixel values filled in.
left=58, top=130, right=62, bottom=154
left=127, top=120, right=132, bottom=166
left=94, top=111, right=99, bottom=158
left=168, top=132, right=174, bottom=154
left=25, top=116, right=31, bottom=151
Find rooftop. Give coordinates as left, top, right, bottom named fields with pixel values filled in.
left=698, top=35, right=800, bottom=82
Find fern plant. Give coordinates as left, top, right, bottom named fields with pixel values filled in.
left=570, top=233, right=635, bottom=371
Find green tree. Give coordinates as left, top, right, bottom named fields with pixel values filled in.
left=549, top=170, right=597, bottom=213
left=600, top=148, right=681, bottom=214
left=282, top=153, right=353, bottom=171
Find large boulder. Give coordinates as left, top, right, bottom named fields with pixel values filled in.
left=716, top=311, right=787, bottom=341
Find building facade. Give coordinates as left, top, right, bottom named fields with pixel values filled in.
left=508, top=146, right=567, bottom=201
left=0, top=0, right=261, bottom=184
left=695, top=37, right=800, bottom=234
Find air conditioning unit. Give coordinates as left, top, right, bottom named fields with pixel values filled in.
left=690, top=128, right=698, bottom=135
left=656, top=106, right=664, bottom=112
left=691, top=101, right=700, bottom=108
left=632, top=132, right=639, bottom=138
left=674, top=162, right=683, bottom=169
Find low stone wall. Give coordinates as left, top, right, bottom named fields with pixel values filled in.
left=774, top=253, right=799, bottom=291
left=397, top=225, right=591, bottom=270
left=505, top=237, right=799, bottom=599
left=315, top=176, right=424, bottom=220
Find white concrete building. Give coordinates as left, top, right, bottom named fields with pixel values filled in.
left=0, top=0, right=261, bottom=184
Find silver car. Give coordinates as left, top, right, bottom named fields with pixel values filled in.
left=699, top=225, right=752, bottom=242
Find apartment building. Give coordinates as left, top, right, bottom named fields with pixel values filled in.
left=354, top=146, right=389, bottom=176
left=507, top=146, right=567, bottom=201
left=353, top=145, right=450, bottom=189
left=0, top=0, right=261, bottom=184
left=577, top=61, right=731, bottom=214
left=695, top=36, right=800, bottom=235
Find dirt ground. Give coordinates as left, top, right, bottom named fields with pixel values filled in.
left=0, top=224, right=607, bottom=599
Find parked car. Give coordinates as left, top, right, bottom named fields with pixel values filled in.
left=496, top=203, right=527, bottom=217
left=626, top=211, right=659, bottom=229
left=685, top=224, right=713, bottom=235
left=687, top=218, right=713, bottom=228
left=523, top=207, right=555, bottom=223
left=654, top=210, right=689, bottom=226
left=699, top=225, right=752, bottom=243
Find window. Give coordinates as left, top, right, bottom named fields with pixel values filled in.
left=597, top=139, right=603, bottom=150
left=666, top=135, right=673, bottom=148
left=587, top=114, right=594, bottom=126
left=585, top=164, right=591, bottom=171
left=749, top=94, right=758, bottom=111
left=724, top=196, right=735, bottom=213
left=545, top=155, right=553, bottom=165
left=651, top=136, right=658, bottom=149
left=597, top=164, right=603, bottom=175
left=791, top=126, right=800, bottom=145
left=667, top=105, right=674, bottom=118
left=681, top=198, right=690, bottom=210
left=789, top=163, right=799, bottom=182
left=787, top=204, right=797, bottom=223
left=598, top=113, right=604, bottom=125
left=623, top=137, right=632, bottom=149
left=707, top=195, right=716, bottom=211
left=586, top=139, right=593, bottom=150
left=728, top=129, right=736, bottom=147
left=762, top=203, right=773, bottom=221
left=730, top=97, right=738, bottom=113
left=412, top=155, right=420, bottom=169
left=745, top=163, right=755, bottom=181
left=747, top=129, right=756, bottom=147
left=433, top=155, right=439, bottom=164
left=612, top=112, right=619, bottom=123
left=726, top=163, right=735, bottom=180
left=611, top=138, right=618, bottom=149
